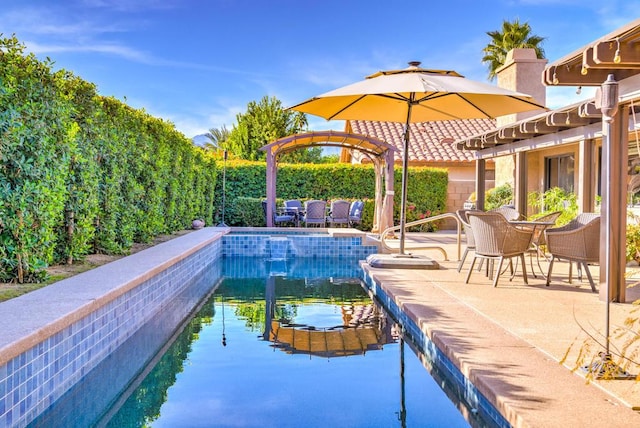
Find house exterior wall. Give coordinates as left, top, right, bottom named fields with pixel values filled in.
left=443, top=164, right=495, bottom=229
left=494, top=156, right=515, bottom=189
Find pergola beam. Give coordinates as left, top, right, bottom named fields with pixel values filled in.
left=593, top=40, right=640, bottom=66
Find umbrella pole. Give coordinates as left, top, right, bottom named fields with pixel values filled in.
left=399, top=100, right=413, bottom=256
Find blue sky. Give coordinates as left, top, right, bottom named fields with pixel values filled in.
left=2, top=0, right=638, bottom=140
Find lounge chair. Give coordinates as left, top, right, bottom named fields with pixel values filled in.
left=545, top=213, right=600, bottom=292
left=465, top=211, right=534, bottom=288
left=327, top=200, right=350, bottom=227
left=302, top=200, right=327, bottom=227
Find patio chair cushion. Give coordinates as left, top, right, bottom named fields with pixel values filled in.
left=349, top=200, right=364, bottom=226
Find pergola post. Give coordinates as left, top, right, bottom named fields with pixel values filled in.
left=372, top=158, right=383, bottom=232
left=514, top=152, right=527, bottom=215
left=382, top=149, right=395, bottom=233
left=265, top=149, right=277, bottom=227
left=598, top=75, right=628, bottom=303
left=475, top=159, right=486, bottom=211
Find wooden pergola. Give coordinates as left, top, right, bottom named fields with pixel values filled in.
left=456, top=19, right=640, bottom=302
left=259, top=130, right=397, bottom=232
left=543, top=19, right=640, bottom=303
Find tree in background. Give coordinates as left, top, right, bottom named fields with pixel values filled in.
left=203, top=125, right=230, bottom=152
left=279, top=146, right=323, bottom=164
left=226, top=95, right=308, bottom=160
left=482, top=19, right=546, bottom=81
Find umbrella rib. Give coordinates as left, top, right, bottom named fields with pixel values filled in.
left=376, top=93, right=412, bottom=102
left=413, top=93, right=493, bottom=119
left=452, top=93, right=492, bottom=118
left=326, top=93, right=410, bottom=120
left=326, top=94, right=368, bottom=120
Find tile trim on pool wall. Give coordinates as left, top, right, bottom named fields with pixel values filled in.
left=0, top=228, right=226, bottom=427
left=222, top=233, right=377, bottom=258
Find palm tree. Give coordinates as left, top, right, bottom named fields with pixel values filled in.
left=482, top=19, right=546, bottom=81
left=203, top=125, right=230, bottom=151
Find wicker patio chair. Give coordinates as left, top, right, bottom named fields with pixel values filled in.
left=526, top=211, right=561, bottom=278
left=302, top=200, right=327, bottom=227
left=465, top=212, right=534, bottom=288
left=489, top=205, right=524, bottom=221
left=544, top=213, right=600, bottom=292
left=456, top=209, right=481, bottom=272
left=327, top=199, right=350, bottom=227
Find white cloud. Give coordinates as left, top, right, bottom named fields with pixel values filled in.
left=79, top=0, right=180, bottom=12
left=25, top=40, right=154, bottom=63
left=0, top=7, right=133, bottom=37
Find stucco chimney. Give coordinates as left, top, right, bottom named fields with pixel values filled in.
left=496, top=48, right=547, bottom=127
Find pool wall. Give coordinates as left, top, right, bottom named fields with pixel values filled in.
left=0, top=228, right=226, bottom=427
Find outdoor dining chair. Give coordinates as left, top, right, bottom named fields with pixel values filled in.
left=489, top=205, right=523, bottom=221
left=465, top=211, right=534, bottom=288
left=302, top=200, right=327, bottom=227
left=327, top=200, right=350, bottom=227
left=544, top=213, right=600, bottom=292
left=284, top=199, right=304, bottom=226
left=456, top=209, right=481, bottom=272
left=262, top=200, right=296, bottom=227
left=525, top=211, right=561, bottom=278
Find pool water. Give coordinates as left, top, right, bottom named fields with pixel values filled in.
left=30, top=257, right=490, bottom=427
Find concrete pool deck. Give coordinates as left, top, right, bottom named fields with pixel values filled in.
left=367, top=231, right=640, bottom=427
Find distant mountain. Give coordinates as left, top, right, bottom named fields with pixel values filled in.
left=191, top=134, right=212, bottom=147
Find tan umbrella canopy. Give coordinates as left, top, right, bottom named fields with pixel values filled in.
left=290, top=61, right=545, bottom=255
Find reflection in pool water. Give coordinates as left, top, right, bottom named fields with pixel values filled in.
left=31, top=257, right=488, bottom=427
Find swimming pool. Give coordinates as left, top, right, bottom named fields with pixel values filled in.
left=28, top=255, right=495, bottom=427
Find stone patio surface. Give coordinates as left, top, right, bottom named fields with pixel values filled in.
left=366, top=231, right=640, bottom=427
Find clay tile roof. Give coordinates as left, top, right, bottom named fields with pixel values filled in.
left=348, top=119, right=496, bottom=163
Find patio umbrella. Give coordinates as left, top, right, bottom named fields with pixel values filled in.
left=290, top=61, right=545, bottom=255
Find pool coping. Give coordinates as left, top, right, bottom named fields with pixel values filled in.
left=0, top=226, right=228, bottom=366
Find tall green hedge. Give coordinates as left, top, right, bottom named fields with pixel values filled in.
left=0, top=36, right=217, bottom=282
left=215, top=161, right=447, bottom=229
left=0, top=35, right=449, bottom=282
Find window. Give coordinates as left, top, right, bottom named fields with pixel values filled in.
left=545, top=154, right=574, bottom=192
